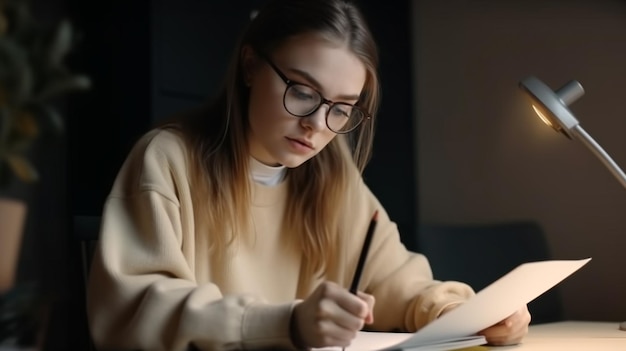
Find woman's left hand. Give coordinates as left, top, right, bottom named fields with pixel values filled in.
left=479, top=305, right=531, bottom=345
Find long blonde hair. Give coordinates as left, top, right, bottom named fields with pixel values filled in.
left=163, top=0, right=380, bottom=278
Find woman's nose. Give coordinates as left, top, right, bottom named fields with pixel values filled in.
left=300, top=105, right=328, bottom=132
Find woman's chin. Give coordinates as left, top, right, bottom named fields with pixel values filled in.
left=280, top=155, right=313, bottom=169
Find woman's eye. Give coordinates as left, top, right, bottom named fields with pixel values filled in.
left=290, top=85, right=315, bottom=100
left=331, top=105, right=351, bottom=118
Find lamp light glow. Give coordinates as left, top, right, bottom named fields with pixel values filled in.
left=519, top=76, right=626, bottom=331
left=519, top=76, right=626, bottom=190
left=532, top=105, right=554, bottom=128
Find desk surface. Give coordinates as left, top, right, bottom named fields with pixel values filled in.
left=315, top=321, right=626, bottom=350
left=495, top=321, right=626, bottom=351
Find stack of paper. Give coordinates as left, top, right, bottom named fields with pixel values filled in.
left=315, top=258, right=591, bottom=351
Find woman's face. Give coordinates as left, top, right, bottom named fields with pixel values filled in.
left=244, top=33, right=367, bottom=168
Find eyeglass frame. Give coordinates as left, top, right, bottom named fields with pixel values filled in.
left=256, top=52, right=371, bottom=134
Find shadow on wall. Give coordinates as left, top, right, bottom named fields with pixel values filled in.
left=418, top=220, right=564, bottom=324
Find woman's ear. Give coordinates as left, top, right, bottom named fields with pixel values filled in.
left=240, top=45, right=259, bottom=87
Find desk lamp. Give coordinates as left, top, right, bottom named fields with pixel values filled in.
left=518, top=76, right=626, bottom=331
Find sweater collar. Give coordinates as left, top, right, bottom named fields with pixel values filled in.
left=249, top=157, right=287, bottom=187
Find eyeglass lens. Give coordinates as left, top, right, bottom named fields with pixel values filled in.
left=284, top=84, right=365, bottom=133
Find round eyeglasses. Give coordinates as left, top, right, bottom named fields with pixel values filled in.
left=260, top=54, right=370, bottom=134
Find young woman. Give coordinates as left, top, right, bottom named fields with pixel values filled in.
left=86, top=0, right=531, bottom=350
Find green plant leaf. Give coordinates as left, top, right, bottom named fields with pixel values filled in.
left=0, top=39, right=33, bottom=106
left=30, top=104, right=63, bottom=135
left=4, top=0, right=35, bottom=39
left=5, top=154, right=37, bottom=183
left=5, top=138, right=33, bottom=153
left=47, top=19, right=72, bottom=66
left=0, top=0, right=91, bottom=185
left=13, top=110, right=38, bottom=139
left=36, top=74, right=91, bottom=102
left=0, top=105, right=11, bottom=146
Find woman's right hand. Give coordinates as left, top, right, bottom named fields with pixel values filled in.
left=290, top=281, right=375, bottom=348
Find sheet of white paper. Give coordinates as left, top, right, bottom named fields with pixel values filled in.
left=314, top=332, right=412, bottom=351
left=390, top=258, right=592, bottom=349
left=313, top=258, right=591, bottom=351
left=315, top=332, right=485, bottom=351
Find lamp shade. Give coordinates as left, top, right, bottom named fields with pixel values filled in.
left=519, top=76, right=585, bottom=139
left=518, top=76, right=626, bottom=192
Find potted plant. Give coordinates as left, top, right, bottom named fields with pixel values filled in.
left=0, top=0, right=90, bottom=348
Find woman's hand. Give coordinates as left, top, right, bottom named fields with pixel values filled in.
left=290, top=281, right=375, bottom=348
left=479, top=305, right=531, bottom=345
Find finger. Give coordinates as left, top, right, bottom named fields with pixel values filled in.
left=511, top=306, right=531, bottom=324
left=483, top=325, right=527, bottom=345
left=334, top=290, right=370, bottom=319
left=302, top=302, right=360, bottom=347
left=320, top=296, right=366, bottom=331
left=480, top=314, right=529, bottom=345
left=357, top=291, right=375, bottom=324
left=298, top=282, right=368, bottom=348
left=498, top=306, right=531, bottom=331
left=315, top=318, right=359, bottom=347
left=314, top=285, right=367, bottom=332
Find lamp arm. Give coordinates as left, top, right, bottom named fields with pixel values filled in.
left=572, top=125, right=626, bottom=190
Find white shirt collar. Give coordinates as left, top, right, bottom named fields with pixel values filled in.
left=249, top=157, right=286, bottom=186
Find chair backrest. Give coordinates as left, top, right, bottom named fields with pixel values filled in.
left=417, top=220, right=563, bottom=324
left=74, top=215, right=101, bottom=288
left=73, top=215, right=101, bottom=351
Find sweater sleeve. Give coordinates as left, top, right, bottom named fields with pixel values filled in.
left=86, top=131, right=297, bottom=351
left=346, top=181, right=475, bottom=333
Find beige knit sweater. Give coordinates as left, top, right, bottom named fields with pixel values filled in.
left=86, top=129, right=474, bottom=351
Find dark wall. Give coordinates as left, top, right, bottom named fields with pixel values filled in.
left=67, top=0, right=152, bottom=217
left=358, top=0, right=417, bottom=250
left=413, top=0, right=626, bottom=321
left=65, top=1, right=153, bottom=349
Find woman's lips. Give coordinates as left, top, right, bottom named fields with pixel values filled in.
left=286, top=137, right=314, bottom=153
